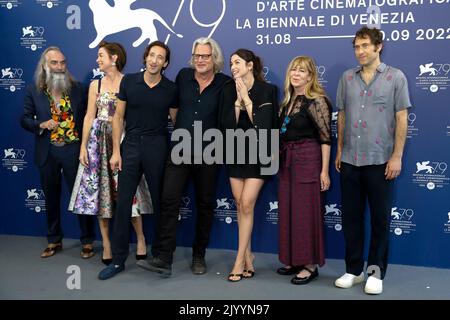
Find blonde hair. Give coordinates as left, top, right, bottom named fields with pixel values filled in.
left=189, top=37, right=224, bottom=73
left=280, top=56, right=326, bottom=112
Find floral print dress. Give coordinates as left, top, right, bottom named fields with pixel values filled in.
left=69, top=86, right=153, bottom=218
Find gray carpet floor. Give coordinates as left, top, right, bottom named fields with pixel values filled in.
left=1, top=234, right=449, bottom=300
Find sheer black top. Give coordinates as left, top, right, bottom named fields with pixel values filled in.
left=280, top=95, right=332, bottom=145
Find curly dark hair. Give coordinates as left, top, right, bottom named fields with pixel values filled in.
left=352, top=27, right=383, bottom=54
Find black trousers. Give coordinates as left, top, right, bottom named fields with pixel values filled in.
left=340, top=162, right=393, bottom=279
left=112, top=134, right=167, bottom=265
left=39, top=143, right=95, bottom=245
left=155, top=159, right=218, bottom=264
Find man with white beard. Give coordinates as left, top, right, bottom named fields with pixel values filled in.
left=21, top=46, right=96, bottom=259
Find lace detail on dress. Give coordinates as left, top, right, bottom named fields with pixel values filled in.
left=286, top=95, right=307, bottom=117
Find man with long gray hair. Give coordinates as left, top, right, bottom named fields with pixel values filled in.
left=20, top=46, right=95, bottom=259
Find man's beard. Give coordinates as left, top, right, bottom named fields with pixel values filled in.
left=45, top=66, right=71, bottom=93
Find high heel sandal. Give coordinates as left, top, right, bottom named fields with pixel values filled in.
left=243, top=254, right=255, bottom=278
left=227, top=273, right=244, bottom=282
left=243, top=269, right=255, bottom=278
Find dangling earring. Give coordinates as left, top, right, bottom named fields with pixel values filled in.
left=112, top=62, right=116, bottom=66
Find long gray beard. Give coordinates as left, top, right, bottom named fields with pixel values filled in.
left=45, top=69, right=71, bottom=93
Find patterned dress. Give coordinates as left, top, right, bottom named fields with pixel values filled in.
left=69, top=81, right=153, bottom=217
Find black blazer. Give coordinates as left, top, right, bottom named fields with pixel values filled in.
left=219, top=79, right=279, bottom=162
left=20, top=82, right=87, bottom=167
left=219, top=79, right=278, bottom=131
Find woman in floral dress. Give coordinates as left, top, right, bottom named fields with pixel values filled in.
left=69, top=41, right=152, bottom=264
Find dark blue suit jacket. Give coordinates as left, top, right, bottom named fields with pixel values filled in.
left=20, top=82, right=87, bottom=167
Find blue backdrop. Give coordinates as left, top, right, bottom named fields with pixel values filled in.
left=1, top=0, right=449, bottom=268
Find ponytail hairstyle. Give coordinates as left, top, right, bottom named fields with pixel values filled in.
left=231, top=48, right=265, bottom=82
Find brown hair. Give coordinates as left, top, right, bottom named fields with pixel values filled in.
left=98, top=41, right=127, bottom=72
left=142, top=41, right=171, bottom=73
left=352, top=27, right=384, bottom=54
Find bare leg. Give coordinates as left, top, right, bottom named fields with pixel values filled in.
left=98, top=217, right=112, bottom=260
left=228, top=178, right=264, bottom=281
left=131, top=216, right=147, bottom=256
left=228, top=178, right=244, bottom=280
left=244, top=239, right=255, bottom=276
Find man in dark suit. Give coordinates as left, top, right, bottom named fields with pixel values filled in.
left=20, top=46, right=95, bottom=259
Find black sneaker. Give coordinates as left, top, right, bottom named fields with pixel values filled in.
left=136, top=257, right=172, bottom=277
left=191, top=256, right=207, bottom=275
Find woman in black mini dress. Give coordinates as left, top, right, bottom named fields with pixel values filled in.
left=219, top=49, right=278, bottom=282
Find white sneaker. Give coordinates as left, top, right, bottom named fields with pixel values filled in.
left=335, top=272, right=365, bottom=288
left=364, top=275, right=383, bottom=295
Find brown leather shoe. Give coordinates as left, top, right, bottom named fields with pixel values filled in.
left=80, top=244, right=95, bottom=259
left=41, top=243, right=62, bottom=258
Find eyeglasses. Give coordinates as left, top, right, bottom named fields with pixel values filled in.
left=192, top=54, right=212, bottom=61
left=280, top=116, right=291, bottom=134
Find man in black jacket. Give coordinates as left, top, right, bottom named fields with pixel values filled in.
left=20, top=46, right=95, bottom=259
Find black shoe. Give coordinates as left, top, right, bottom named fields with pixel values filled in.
left=227, top=273, right=243, bottom=282
left=135, top=253, right=147, bottom=260
left=136, top=257, right=172, bottom=277
left=290, top=267, right=319, bottom=285
left=243, top=269, right=255, bottom=278
left=276, top=265, right=303, bottom=275
left=191, top=256, right=207, bottom=275
left=102, top=258, right=113, bottom=266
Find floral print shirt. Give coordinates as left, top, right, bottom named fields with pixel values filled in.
left=46, top=90, right=80, bottom=146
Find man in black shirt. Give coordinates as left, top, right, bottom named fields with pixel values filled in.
left=99, top=41, right=178, bottom=280
left=137, top=37, right=230, bottom=276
